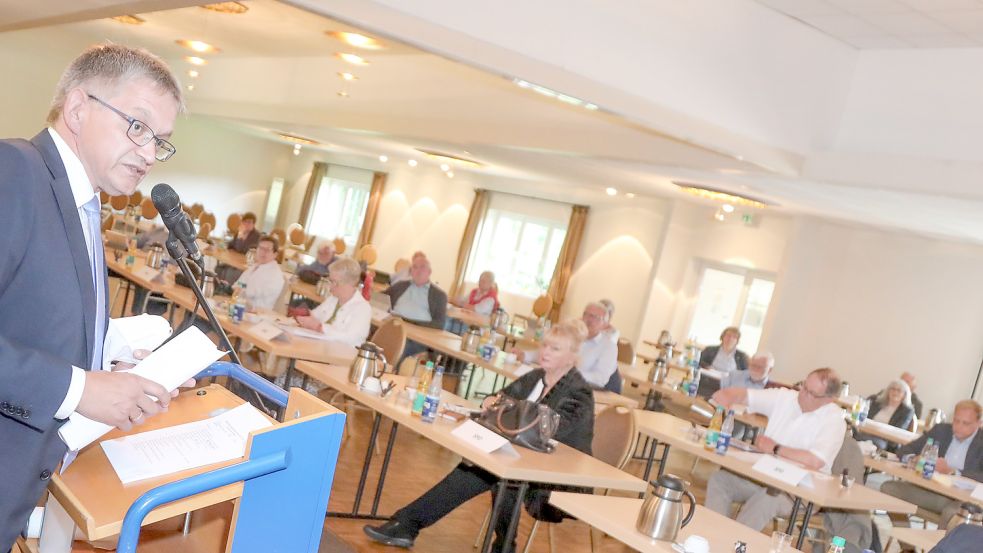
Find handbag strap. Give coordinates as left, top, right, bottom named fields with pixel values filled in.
left=495, top=403, right=542, bottom=436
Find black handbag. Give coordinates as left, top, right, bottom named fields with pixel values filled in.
left=476, top=397, right=560, bottom=453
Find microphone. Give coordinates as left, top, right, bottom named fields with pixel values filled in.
left=151, top=183, right=202, bottom=264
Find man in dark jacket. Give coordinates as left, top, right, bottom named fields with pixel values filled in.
left=385, top=255, right=447, bottom=330
left=881, top=400, right=983, bottom=528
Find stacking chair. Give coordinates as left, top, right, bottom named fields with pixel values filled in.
left=226, top=213, right=242, bottom=239
left=140, top=197, right=158, bottom=220
left=332, top=236, right=347, bottom=255
left=617, top=338, right=636, bottom=365
left=189, top=202, right=205, bottom=220
left=474, top=405, right=639, bottom=553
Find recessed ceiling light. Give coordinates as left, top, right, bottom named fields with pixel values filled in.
left=673, top=181, right=772, bottom=208
left=439, top=163, right=450, bottom=172
left=415, top=149, right=483, bottom=169
left=326, top=31, right=385, bottom=50
left=184, top=56, right=207, bottom=66
left=378, top=155, right=388, bottom=162
left=722, top=204, right=735, bottom=213
left=714, top=209, right=726, bottom=222
left=408, top=159, right=418, bottom=167
left=187, top=69, right=199, bottom=78
left=584, top=103, right=599, bottom=111
left=176, top=40, right=220, bottom=54
left=626, top=192, right=636, bottom=199
left=186, top=84, right=195, bottom=91
left=446, top=171, right=455, bottom=178
left=337, top=91, right=349, bottom=98
left=605, top=187, right=617, bottom=196
left=337, top=72, right=358, bottom=81
left=336, top=53, right=369, bottom=66
left=110, top=14, right=144, bottom=25
left=274, top=132, right=319, bottom=146
left=200, top=2, right=248, bottom=14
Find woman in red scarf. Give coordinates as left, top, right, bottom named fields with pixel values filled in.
left=453, top=270, right=498, bottom=315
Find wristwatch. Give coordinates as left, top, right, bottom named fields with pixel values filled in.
left=773, top=444, right=781, bottom=455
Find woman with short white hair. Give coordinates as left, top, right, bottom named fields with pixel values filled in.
left=855, top=379, right=915, bottom=452
left=295, top=257, right=371, bottom=347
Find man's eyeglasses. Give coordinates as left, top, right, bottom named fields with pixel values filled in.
left=801, top=387, right=832, bottom=400
left=87, top=94, right=176, bottom=162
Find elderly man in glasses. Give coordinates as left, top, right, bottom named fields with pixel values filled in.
left=705, top=368, right=846, bottom=531
left=0, top=43, right=183, bottom=551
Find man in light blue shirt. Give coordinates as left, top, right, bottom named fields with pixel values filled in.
left=721, top=352, right=774, bottom=390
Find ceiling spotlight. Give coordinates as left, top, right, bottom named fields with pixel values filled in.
left=187, top=69, right=199, bottom=78
left=200, top=2, right=248, bottom=14
left=338, top=72, right=358, bottom=81
left=584, top=103, right=599, bottom=111
left=110, top=15, right=145, bottom=25
left=714, top=210, right=725, bottom=222
left=186, top=84, right=195, bottom=91
left=293, top=146, right=301, bottom=156
left=176, top=40, right=220, bottom=54
left=184, top=56, right=207, bottom=66
left=446, top=171, right=455, bottom=178
left=439, top=163, right=450, bottom=172
left=379, top=155, right=388, bottom=162
left=337, top=91, right=349, bottom=98
left=722, top=204, right=735, bottom=213
left=326, top=31, right=385, bottom=50
left=605, top=187, right=617, bottom=196
left=626, top=192, right=636, bottom=199
left=408, top=159, right=418, bottom=167
left=673, top=181, right=771, bottom=208
left=336, top=53, right=369, bottom=66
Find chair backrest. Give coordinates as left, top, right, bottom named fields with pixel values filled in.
left=393, top=258, right=410, bottom=273
left=617, top=338, right=636, bottom=365
left=227, top=213, right=242, bottom=234
left=140, top=197, right=158, bottom=220
left=288, top=226, right=306, bottom=247
left=332, top=237, right=346, bottom=255
left=908, top=413, right=918, bottom=433
left=128, top=190, right=143, bottom=207
left=358, top=244, right=378, bottom=265
left=370, top=318, right=407, bottom=368
left=591, top=405, right=637, bottom=470
left=832, top=431, right=865, bottom=479
left=532, top=294, right=552, bottom=318
left=110, top=194, right=130, bottom=211
left=189, top=202, right=205, bottom=220
left=198, top=222, right=213, bottom=240
left=200, top=211, right=217, bottom=231
left=99, top=190, right=110, bottom=205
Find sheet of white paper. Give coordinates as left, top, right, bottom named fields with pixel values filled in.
left=699, top=368, right=725, bottom=381
left=752, top=455, right=811, bottom=488
left=59, top=326, right=226, bottom=451
left=972, top=484, right=983, bottom=501
left=280, top=325, right=334, bottom=341
left=101, top=314, right=172, bottom=371
left=101, top=403, right=272, bottom=484
left=451, top=419, right=510, bottom=453
left=250, top=320, right=285, bottom=341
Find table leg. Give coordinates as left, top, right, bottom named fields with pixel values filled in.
left=795, top=502, right=815, bottom=550
left=863, top=465, right=872, bottom=483
left=641, top=439, right=660, bottom=487
left=657, top=441, right=670, bottom=478
left=502, top=481, right=529, bottom=553
left=370, top=422, right=400, bottom=516
left=785, top=497, right=801, bottom=535
left=351, top=413, right=382, bottom=515
left=481, top=481, right=508, bottom=553
left=282, top=358, right=296, bottom=391
left=121, top=280, right=132, bottom=317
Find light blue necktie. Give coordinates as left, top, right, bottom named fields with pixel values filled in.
left=82, top=196, right=106, bottom=371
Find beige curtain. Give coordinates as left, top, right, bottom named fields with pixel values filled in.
left=547, top=205, right=589, bottom=321
left=449, top=189, right=490, bottom=299
left=354, top=171, right=387, bottom=254
left=298, top=162, right=327, bottom=227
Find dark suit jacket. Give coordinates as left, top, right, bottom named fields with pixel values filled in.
left=228, top=228, right=260, bottom=254
left=699, top=345, right=749, bottom=372
left=385, top=280, right=447, bottom=329
left=898, top=423, right=983, bottom=482
left=866, top=396, right=916, bottom=433
left=0, top=131, right=107, bottom=550
left=929, top=523, right=983, bottom=553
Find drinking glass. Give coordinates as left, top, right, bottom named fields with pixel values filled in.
left=770, top=531, right=792, bottom=553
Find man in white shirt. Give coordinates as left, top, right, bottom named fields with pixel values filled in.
left=705, top=368, right=846, bottom=531
left=516, top=301, right=620, bottom=392
left=295, top=257, right=372, bottom=348
left=234, top=235, right=285, bottom=311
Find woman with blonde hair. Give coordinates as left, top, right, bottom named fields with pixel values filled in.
left=855, top=379, right=914, bottom=452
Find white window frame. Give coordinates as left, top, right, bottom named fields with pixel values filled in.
left=686, top=259, right=777, bottom=351
left=305, top=176, right=370, bottom=250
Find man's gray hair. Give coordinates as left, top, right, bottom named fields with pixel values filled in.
left=752, top=351, right=775, bottom=369
left=47, top=42, right=184, bottom=124
left=328, top=257, right=362, bottom=287
left=585, top=301, right=610, bottom=322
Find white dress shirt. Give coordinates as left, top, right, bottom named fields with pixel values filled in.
left=945, top=429, right=978, bottom=473
left=310, top=293, right=372, bottom=348
left=577, top=332, right=620, bottom=388
left=48, top=128, right=99, bottom=420
left=747, top=388, right=846, bottom=474
left=235, top=260, right=285, bottom=311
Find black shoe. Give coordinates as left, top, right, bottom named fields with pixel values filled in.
left=363, top=520, right=416, bottom=548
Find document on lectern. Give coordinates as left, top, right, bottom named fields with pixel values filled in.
left=58, top=326, right=226, bottom=452
left=101, top=403, right=272, bottom=484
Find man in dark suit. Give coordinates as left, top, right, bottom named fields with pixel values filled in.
left=385, top=255, right=448, bottom=330
left=881, top=400, right=983, bottom=528
left=0, top=43, right=183, bottom=550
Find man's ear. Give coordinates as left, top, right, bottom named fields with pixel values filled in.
left=61, top=87, right=89, bottom=135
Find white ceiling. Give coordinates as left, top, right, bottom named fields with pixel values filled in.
left=757, top=0, right=983, bottom=48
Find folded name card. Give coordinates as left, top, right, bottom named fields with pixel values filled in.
left=451, top=419, right=510, bottom=454
left=752, top=455, right=813, bottom=488
left=250, top=320, right=285, bottom=342
left=133, top=265, right=166, bottom=284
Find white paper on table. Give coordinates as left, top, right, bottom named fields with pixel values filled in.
left=451, top=419, right=510, bottom=453
left=699, top=368, right=725, bottom=380
left=250, top=320, right=285, bottom=341
left=279, top=325, right=334, bottom=341
left=752, top=455, right=812, bottom=488
left=101, top=314, right=173, bottom=371
left=512, top=364, right=534, bottom=377
left=101, top=403, right=272, bottom=484
left=59, top=326, right=226, bottom=452
left=371, top=307, right=391, bottom=322
left=971, top=484, right=983, bottom=501
left=133, top=265, right=166, bottom=284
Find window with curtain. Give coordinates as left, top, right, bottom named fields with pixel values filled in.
left=686, top=262, right=776, bottom=353
left=306, top=172, right=371, bottom=250
left=465, top=208, right=567, bottom=298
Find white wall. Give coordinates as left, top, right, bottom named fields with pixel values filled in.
left=763, top=218, right=983, bottom=414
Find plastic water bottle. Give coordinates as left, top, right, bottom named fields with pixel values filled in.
left=706, top=406, right=724, bottom=451
left=922, top=442, right=939, bottom=479
left=825, top=536, right=846, bottom=553
left=915, top=437, right=934, bottom=474
left=688, top=368, right=701, bottom=397
left=716, top=410, right=734, bottom=455
left=421, top=366, right=444, bottom=423
left=412, top=362, right=433, bottom=416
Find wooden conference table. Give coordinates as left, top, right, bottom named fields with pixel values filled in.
left=853, top=418, right=920, bottom=446
left=889, top=527, right=945, bottom=551
left=864, top=455, right=983, bottom=507
left=633, top=411, right=916, bottom=549
left=294, top=362, right=646, bottom=553
left=549, top=493, right=803, bottom=553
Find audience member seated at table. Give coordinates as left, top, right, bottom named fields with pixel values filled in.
left=854, top=379, right=915, bottom=452
left=881, top=399, right=983, bottom=529
left=699, top=326, right=749, bottom=374
left=599, top=298, right=620, bottom=343
left=232, top=234, right=285, bottom=311
left=289, top=242, right=338, bottom=310
left=901, top=371, right=924, bottom=419
left=389, top=250, right=426, bottom=285
left=451, top=270, right=499, bottom=316
left=363, top=319, right=595, bottom=552
left=228, top=211, right=260, bottom=254
left=514, top=302, right=621, bottom=393
left=386, top=255, right=447, bottom=330
left=706, top=368, right=846, bottom=531
left=294, top=257, right=371, bottom=347
left=721, top=352, right=773, bottom=389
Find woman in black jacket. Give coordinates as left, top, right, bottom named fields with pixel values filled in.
left=364, top=319, right=595, bottom=553
left=855, top=379, right=915, bottom=452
